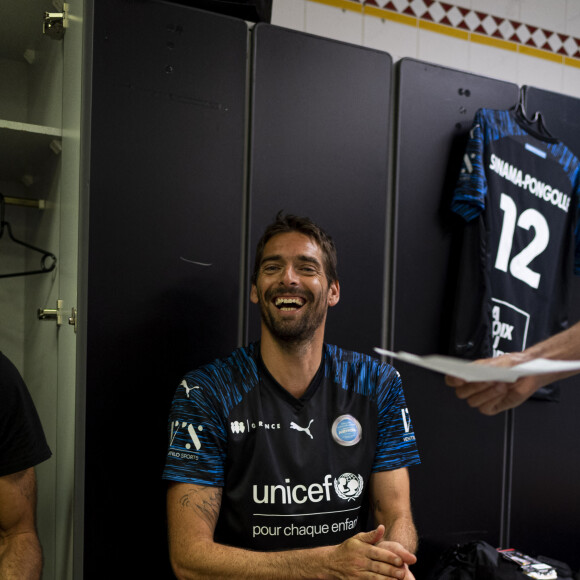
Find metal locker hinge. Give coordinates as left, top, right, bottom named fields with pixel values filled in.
left=43, top=3, right=69, bottom=40
left=38, top=299, right=77, bottom=332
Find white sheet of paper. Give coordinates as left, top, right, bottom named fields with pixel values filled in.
left=373, top=348, right=580, bottom=383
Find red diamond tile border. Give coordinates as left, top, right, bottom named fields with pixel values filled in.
left=338, top=0, right=580, bottom=62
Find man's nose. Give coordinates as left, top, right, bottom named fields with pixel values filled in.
left=280, top=265, right=299, bottom=285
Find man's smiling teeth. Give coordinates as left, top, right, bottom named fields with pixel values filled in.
left=274, top=297, right=305, bottom=310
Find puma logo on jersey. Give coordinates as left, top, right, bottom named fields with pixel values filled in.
left=180, top=380, right=200, bottom=398
left=290, top=419, right=314, bottom=439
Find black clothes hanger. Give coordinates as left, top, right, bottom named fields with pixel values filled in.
left=512, top=88, right=554, bottom=140
left=0, top=193, right=57, bottom=278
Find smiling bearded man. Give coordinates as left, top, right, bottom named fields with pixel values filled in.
left=251, top=230, right=337, bottom=345
left=163, top=212, right=421, bottom=580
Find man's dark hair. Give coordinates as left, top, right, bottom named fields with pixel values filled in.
left=252, top=212, right=338, bottom=285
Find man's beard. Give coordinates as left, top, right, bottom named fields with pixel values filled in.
left=257, top=287, right=327, bottom=344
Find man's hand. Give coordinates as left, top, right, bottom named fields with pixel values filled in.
left=446, top=374, right=540, bottom=415
left=445, top=353, right=541, bottom=415
left=374, top=538, right=416, bottom=580
left=327, top=525, right=416, bottom=579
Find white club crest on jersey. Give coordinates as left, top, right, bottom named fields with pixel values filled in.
left=290, top=419, right=314, bottom=439
left=331, top=415, right=362, bottom=446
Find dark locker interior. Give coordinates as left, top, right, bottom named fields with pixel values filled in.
left=81, top=1, right=580, bottom=576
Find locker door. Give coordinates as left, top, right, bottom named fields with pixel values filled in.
left=507, top=87, right=580, bottom=570
left=393, top=58, right=519, bottom=569
left=248, top=24, right=392, bottom=354
left=82, top=2, right=248, bottom=577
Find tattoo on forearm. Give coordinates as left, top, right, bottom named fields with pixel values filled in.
left=178, top=487, right=222, bottom=528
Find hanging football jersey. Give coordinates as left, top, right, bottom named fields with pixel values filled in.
left=449, top=108, right=580, bottom=368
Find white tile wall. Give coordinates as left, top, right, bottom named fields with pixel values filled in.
left=271, top=0, right=306, bottom=31
left=471, top=0, right=520, bottom=21
left=271, top=0, right=580, bottom=99
left=362, top=16, right=418, bottom=61
left=517, top=52, right=565, bottom=91
left=565, top=0, right=580, bottom=38
left=305, top=2, right=363, bottom=45
left=563, top=64, right=580, bottom=96
left=417, top=27, right=470, bottom=72
left=468, top=41, right=519, bottom=85
left=519, top=0, right=566, bottom=33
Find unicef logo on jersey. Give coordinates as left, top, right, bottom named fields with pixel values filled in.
left=334, top=473, right=364, bottom=501
left=331, top=414, right=362, bottom=447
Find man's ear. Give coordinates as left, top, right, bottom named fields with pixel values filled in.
left=250, top=284, right=259, bottom=304
left=328, top=280, right=340, bottom=307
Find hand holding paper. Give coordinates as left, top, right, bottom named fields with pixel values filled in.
left=374, top=348, right=580, bottom=383
left=377, top=321, right=580, bottom=415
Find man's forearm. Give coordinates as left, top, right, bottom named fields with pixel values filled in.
left=168, top=483, right=337, bottom=579
left=502, top=320, right=580, bottom=390
left=521, top=320, right=580, bottom=363
left=169, top=482, right=416, bottom=579
left=170, top=526, right=416, bottom=580
left=171, top=537, right=334, bottom=580
left=0, top=533, right=42, bottom=580
left=382, top=515, right=418, bottom=554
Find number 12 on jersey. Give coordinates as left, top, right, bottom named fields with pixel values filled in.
left=494, top=193, right=550, bottom=289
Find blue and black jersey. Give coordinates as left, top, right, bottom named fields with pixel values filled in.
left=163, top=342, right=420, bottom=550
left=450, top=108, right=580, bottom=361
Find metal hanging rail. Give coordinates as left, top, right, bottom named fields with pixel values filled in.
left=3, top=196, right=45, bottom=209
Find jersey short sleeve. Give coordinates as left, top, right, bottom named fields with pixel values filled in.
left=0, top=352, right=52, bottom=476
left=372, top=363, right=419, bottom=472
left=451, top=109, right=488, bottom=222
left=323, top=345, right=420, bottom=473
left=163, top=345, right=260, bottom=486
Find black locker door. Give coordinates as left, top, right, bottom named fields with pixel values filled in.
left=248, top=24, right=392, bottom=354
left=393, top=58, right=519, bottom=567
left=507, top=87, right=580, bottom=570
left=83, top=2, right=247, bottom=577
